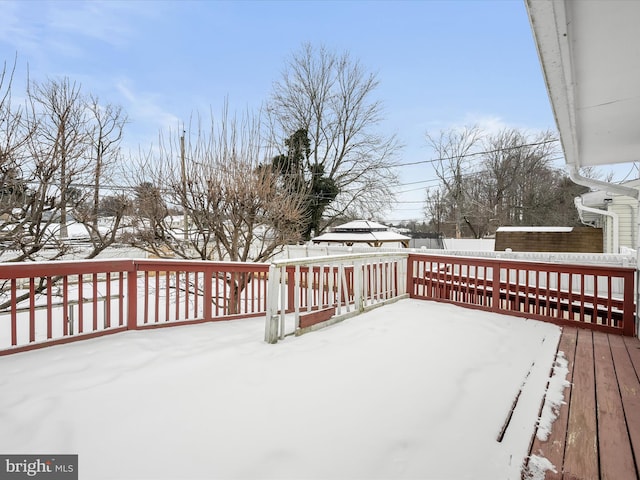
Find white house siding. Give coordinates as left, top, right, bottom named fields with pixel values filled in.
left=610, top=197, right=638, bottom=252
left=577, top=179, right=640, bottom=254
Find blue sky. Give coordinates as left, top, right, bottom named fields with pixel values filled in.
left=0, top=0, right=607, bottom=222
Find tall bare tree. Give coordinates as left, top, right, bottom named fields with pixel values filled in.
left=127, top=109, right=305, bottom=263
left=426, top=126, right=482, bottom=238
left=423, top=127, right=585, bottom=237
left=23, top=78, right=132, bottom=260
left=0, top=70, right=132, bottom=262
left=0, top=57, right=33, bottom=231
left=83, top=95, right=128, bottom=240
left=267, top=43, right=400, bottom=233
left=0, top=65, right=73, bottom=261
left=29, top=78, right=89, bottom=239
left=126, top=110, right=305, bottom=314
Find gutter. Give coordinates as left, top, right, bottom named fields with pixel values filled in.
left=574, top=197, right=618, bottom=253
left=567, top=164, right=639, bottom=199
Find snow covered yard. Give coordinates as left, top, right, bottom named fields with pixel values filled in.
left=0, top=299, right=563, bottom=479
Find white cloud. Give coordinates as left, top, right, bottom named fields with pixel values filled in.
left=47, top=1, right=153, bottom=48
left=0, top=1, right=161, bottom=60
left=422, top=113, right=554, bottom=139
left=115, top=78, right=182, bottom=151
left=458, top=113, right=509, bottom=136
left=0, top=1, right=42, bottom=55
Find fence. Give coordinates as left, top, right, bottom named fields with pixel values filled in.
left=264, top=252, right=409, bottom=343
left=0, top=251, right=637, bottom=355
left=407, top=253, right=636, bottom=336
left=277, top=244, right=637, bottom=268
left=0, top=259, right=269, bottom=355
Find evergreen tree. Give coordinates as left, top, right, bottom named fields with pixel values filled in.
left=271, top=128, right=339, bottom=240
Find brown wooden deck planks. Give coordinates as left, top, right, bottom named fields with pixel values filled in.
left=562, top=329, right=599, bottom=480
left=613, top=335, right=640, bottom=476
left=526, top=330, right=640, bottom=480
left=622, top=335, right=640, bottom=380
left=529, top=327, right=577, bottom=480
left=593, top=332, right=637, bottom=479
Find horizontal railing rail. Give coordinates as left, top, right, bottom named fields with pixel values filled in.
left=0, top=259, right=269, bottom=355
left=264, top=252, right=409, bottom=343
left=1, top=251, right=636, bottom=355
left=407, top=253, right=636, bottom=336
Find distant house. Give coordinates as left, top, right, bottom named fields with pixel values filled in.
left=575, top=179, right=640, bottom=254
left=312, top=220, right=410, bottom=248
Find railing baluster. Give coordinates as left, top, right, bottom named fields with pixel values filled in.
left=10, top=279, right=16, bottom=346
left=46, top=277, right=53, bottom=339
left=404, top=253, right=634, bottom=337
left=29, top=278, right=35, bottom=342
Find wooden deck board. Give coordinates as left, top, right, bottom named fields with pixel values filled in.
left=613, top=335, right=640, bottom=475
left=529, top=328, right=577, bottom=480
left=593, top=333, right=636, bottom=480
left=526, top=329, right=640, bottom=480
left=622, top=335, right=640, bottom=379
left=563, top=329, right=599, bottom=480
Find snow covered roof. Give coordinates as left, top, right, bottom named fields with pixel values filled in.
left=580, top=179, right=640, bottom=207
left=312, top=230, right=410, bottom=244
left=312, top=220, right=410, bottom=247
left=331, top=220, right=390, bottom=232
left=579, top=189, right=612, bottom=209
left=496, top=226, right=573, bottom=233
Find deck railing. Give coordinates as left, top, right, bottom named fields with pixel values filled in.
left=0, top=252, right=636, bottom=355
left=0, top=259, right=269, bottom=356
left=264, top=252, right=408, bottom=343
left=407, top=253, right=636, bottom=336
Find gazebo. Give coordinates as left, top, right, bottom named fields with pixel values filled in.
left=311, top=220, right=410, bottom=248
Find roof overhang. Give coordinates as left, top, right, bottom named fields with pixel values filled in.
left=525, top=0, right=640, bottom=168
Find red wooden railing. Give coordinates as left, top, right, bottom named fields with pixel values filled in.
left=407, top=253, right=636, bottom=336
left=0, top=259, right=269, bottom=356
left=1, top=253, right=637, bottom=355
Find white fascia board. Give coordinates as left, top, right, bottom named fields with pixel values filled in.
left=526, top=0, right=578, bottom=167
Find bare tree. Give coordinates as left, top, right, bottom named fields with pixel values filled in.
left=126, top=110, right=305, bottom=313
left=0, top=72, right=132, bottom=262
left=0, top=58, right=32, bottom=231
left=424, top=127, right=584, bottom=237
left=267, top=43, right=400, bottom=233
left=423, top=187, right=448, bottom=236
left=84, top=97, right=128, bottom=235
left=426, top=126, right=482, bottom=238
left=0, top=63, right=71, bottom=262
left=29, top=78, right=90, bottom=239
left=127, top=109, right=305, bottom=263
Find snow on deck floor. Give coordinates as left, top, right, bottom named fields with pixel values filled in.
left=0, top=299, right=562, bottom=480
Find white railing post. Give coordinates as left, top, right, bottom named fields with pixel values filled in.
left=294, top=265, right=301, bottom=330
left=264, top=263, right=280, bottom=343
left=279, top=265, right=287, bottom=340
left=337, top=264, right=344, bottom=315
left=399, top=256, right=407, bottom=295
left=354, top=259, right=364, bottom=312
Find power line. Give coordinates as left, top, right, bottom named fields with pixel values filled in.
left=394, top=138, right=561, bottom=168
left=392, top=155, right=567, bottom=190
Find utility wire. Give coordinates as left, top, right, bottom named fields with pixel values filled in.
left=393, top=138, right=560, bottom=168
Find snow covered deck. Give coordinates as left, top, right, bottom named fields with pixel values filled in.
left=1, top=254, right=639, bottom=478
left=1, top=298, right=565, bottom=479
